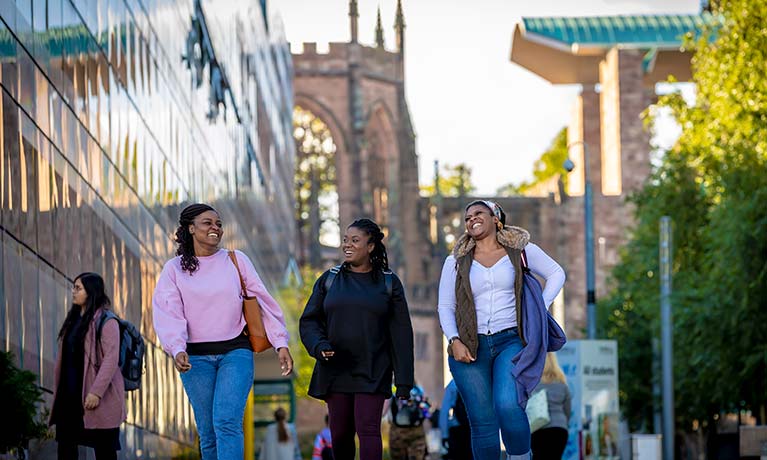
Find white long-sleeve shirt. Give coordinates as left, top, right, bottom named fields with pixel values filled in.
left=438, top=242, right=565, bottom=339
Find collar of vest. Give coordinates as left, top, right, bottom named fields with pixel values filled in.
left=452, top=225, right=530, bottom=258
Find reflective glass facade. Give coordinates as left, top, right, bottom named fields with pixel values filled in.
left=0, top=0, right=295, bottom=456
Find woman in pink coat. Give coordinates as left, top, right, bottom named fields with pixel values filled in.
left=49, top=272, right=126, bottom=460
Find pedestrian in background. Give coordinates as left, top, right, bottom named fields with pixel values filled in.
left=50, top=272, right=126, bottom=460
left=312, top=414, right=333, bottom=460
left=300, top=218, right=415, bottom=460
left=153, top=203, right=294, bottom=460
left=438, top=200, right=566, bottom=460
left=530, top=353, right=571, bottom=459
left=439, top=380, right=471, bottom=460
left=388, top=386, right=429, bottom=460
left=259, top=407, right=301, bottom=460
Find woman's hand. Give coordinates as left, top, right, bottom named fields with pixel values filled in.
left=320, top=349, right=335, bottom=361
left=451, top=339, right=475, bottom=363
left=174, top=351, right=192, bottom=373
left=84, top=393, right=101, bottom=410
left=278, top=348, right=294, bottom=376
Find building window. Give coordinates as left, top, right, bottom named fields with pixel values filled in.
left=415, top=332, right=429, bottom=361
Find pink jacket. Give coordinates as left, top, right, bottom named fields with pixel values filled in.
left=50, top=308, right=127, bottom=429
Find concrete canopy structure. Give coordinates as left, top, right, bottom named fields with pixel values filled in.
left=506, top=12, right=713, bottom=341
left=511, top=13, right=717, bottom=85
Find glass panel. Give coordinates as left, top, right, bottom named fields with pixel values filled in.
left=38, top=263, right=56, bottom=390
left=4, top=237, right=22, bottom=364
left=1, top=0, right=294, bottom=450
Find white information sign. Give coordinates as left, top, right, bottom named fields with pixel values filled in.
left=557, top=340, right=620, bottom=460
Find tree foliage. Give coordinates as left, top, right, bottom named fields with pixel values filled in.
left=420, top=163, right=476, bottom=197
left=0, top=351, right=49, bottom=453
left=277, top=266, right=325, bottom=398
left=599, top=0, right=767, bottom=432
left=497, top=127, right=569, bottom=195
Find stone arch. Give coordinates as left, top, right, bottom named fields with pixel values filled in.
left=293, top=96, right=348, bottom=266
left=293, top=94, right=356, bottom=231
left=294, top=94, right=350, bottom=153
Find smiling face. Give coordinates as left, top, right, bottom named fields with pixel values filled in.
left=72, top=278, right=87, bottom=307
left=464, top=204, right=499, bottom=240
left=188, top=210, right=223, bottom=250
left=342, top=226, right=374, bottom=267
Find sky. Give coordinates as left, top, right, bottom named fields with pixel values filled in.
left=276, top=0, right=702, bottom=195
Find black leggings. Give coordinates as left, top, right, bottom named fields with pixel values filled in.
left=57, top=442, right=117, bottom=460
left=531, top=427, right=569, bottom=459
left=326, top=392, right=387, bottom=460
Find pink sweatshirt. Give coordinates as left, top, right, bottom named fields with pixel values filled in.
left=152, top=249, right=290, bottom=358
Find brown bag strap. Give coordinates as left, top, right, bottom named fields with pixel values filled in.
left=228, top=251, right=248, bottom=296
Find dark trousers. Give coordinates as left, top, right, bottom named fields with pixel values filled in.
left=57, top=442, right=117, bottom=460
left=530, top=427, right=568, bottom=460
left=445, top=425, right=473, bottom=460
left=326, top=392, right=386, bottom=460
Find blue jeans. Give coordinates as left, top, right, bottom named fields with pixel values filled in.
left=180, top=348, right=254, bottom=460
left=449, top=328, right=531, bottom=460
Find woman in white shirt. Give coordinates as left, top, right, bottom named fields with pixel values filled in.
left=438, top=200, right=565, bottom=460
left=259, top=408, right=301, bottom=460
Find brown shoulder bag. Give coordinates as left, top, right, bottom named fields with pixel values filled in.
left=228, top=251, right=273, bottom=353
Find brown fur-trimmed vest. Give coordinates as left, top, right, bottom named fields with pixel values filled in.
left=448, top=226, right=531, bottom=358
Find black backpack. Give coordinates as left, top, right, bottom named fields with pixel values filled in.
left=96, top=311, right=145, bottom=391
left=324, top=265, right=393, bottom=296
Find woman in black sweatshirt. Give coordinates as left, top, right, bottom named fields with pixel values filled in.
left=300, top=218, right=415, bottom=460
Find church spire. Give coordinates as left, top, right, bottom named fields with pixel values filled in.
left=349, top=0, right=359, bottom=43
left=394, top=0, right=405, bottom=54
left=375, top=6, right=385, bottom=48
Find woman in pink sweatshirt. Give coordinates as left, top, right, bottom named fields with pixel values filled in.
left=50, top=272, right=126, bottom=460
left=152, top=203, right=294, bottom=460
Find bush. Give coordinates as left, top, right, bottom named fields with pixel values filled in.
left=0, top=351, right=48, bottom=455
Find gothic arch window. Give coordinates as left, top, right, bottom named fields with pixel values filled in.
left=364, top=106, right=397, bottom=240
left=293, top=106, right=339, bottom=266
left=367, top=134, right=389, bottom=235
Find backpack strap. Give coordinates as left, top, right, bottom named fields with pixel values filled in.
left=383, top=269, right=393, bottom=298
left=95, top=310, right=118, bottom=368
left=520, top=248, right=530, bottom=272
left=96, top=310, right=118, bottom=342
left=323, top=265, right=343, bottom=294
left=325, top=265, right=394, bottom=298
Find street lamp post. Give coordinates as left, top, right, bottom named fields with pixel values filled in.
left=565, top=142, right=597, bottom=339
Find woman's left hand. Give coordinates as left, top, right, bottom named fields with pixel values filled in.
left=84, top=393, right=101, bottom=410
left=278, top=348, right=294, bottom=376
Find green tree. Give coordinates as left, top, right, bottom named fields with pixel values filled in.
left=0, top=351, right=49, bottom=455
left=597, top=152, right=710, bottom=431
left=276, top=266, right=325, bottom=398
left=420, top=163, right=476, bottom=197
left=497, top=127, right=569, bottom=195
left=599, top=0, right=767, bottom=433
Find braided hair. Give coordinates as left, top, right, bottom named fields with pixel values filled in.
left=174, top=203, right=216, bottom=274
left=348, top=218, right=390, bottom=276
